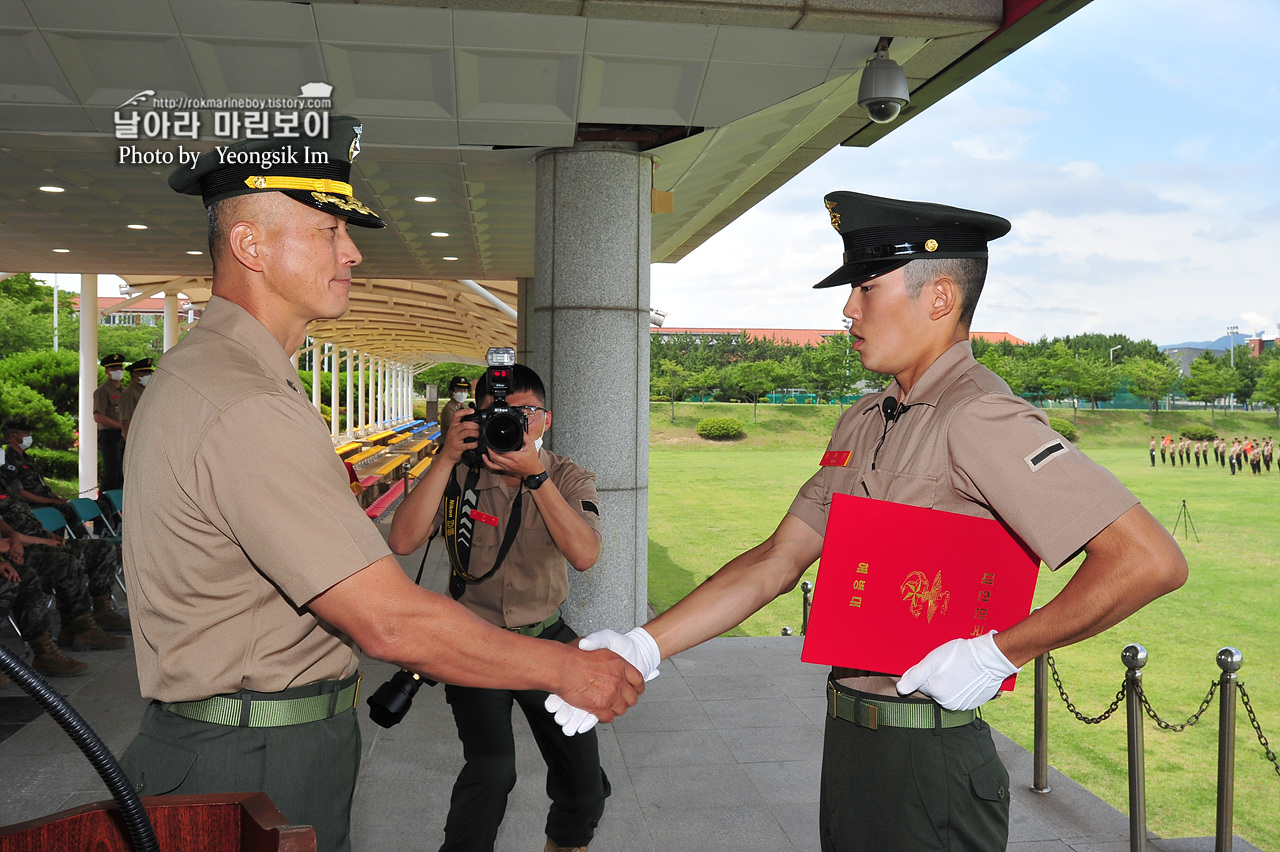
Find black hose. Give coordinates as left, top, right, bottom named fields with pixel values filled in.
left=0, top=642, right=159, bottom=852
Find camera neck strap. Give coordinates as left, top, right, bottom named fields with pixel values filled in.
left=443, top=464, right=524, bottom=599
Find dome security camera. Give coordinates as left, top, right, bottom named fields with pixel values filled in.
left=858, top=50, right=910, bottom=124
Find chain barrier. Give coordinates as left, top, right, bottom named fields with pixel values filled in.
left=1045, top=651, right=1277, bottom=784
left=1238, top=682, right=1280, bottom=780
left=1135, top=679, right=1218, bottom=733
left=1045, top=651, right=1127, bottom=724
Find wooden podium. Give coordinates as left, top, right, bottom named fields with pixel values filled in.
left=0, top=791, right=315, bottom=852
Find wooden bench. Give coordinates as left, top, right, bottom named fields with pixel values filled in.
left=346, top=446, right=382, bottom=467
left=334, top=441, right=363, bottom=458
left=365, top=479, right=405, bottom=520
left=369, top=454, right=409, bottom=480
left=406, top=455, right=433, bottom=479
left=403, top=438, right=435, bottom=462
left=366, top=429, right=398, bottom=445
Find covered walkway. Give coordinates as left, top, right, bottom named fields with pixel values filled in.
left=0, top=535, right=1259, bottom=852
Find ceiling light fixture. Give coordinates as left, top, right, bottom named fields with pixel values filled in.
left=431, top=231, right=448, bottom=237
left=52, top=248, right=70, bottom=253
left=128, top=224, right=147, bottom=230
left=39, top=185, right=65, bottom=193
left=858, top=37, right=910, bottom=124
left=414, top=196, right=437, bottom=203
left=442, top=256, right=459, bottom=261
left=187, top=250, right=203, bottom=255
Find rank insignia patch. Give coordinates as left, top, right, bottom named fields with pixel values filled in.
left=820, top=450, right=853, bottom=467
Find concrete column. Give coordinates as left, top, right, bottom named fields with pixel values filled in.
left=531, top=142, right=652, bottom=633
left=163, top=292, right=179, bottom=351
left=358, top=353, right=367, bottom=432
left=345, top=350, right=354, bottom=439
left=330, top=345, right=340, bottom=438
left=310, top=341, right=321, bottom=412
left=77, top=275, right=99, bottom=496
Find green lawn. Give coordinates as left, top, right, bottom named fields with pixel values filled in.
left=648, top=403, right=1280, bottom=851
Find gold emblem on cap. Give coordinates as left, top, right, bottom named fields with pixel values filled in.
left=925, top=239, right=938, bottom=252
left=245, top=176, right=355, bottom=196
left=251, top=176, right=268, bottom=189
left=825, top=199, right=841, bottom=232
left=312, top=191, right=376, bottom=218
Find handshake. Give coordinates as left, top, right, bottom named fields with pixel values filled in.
left=546, top=626, right=662, bottom=736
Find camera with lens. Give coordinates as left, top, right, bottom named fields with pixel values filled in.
left=366, top=669, right=435, bottom=728
left=461, top=347, right=527, bottom=467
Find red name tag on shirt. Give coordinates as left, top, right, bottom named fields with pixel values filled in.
left=820, top=450, right=853, bottom=467
left=469, top=510, right=499, bottom=527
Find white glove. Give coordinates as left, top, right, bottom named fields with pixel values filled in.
left=578, top=627, right=662, bottom=682
left=543, top=693, right=598, bottom=737
left=896, top=631, right=1019, bottom=711
left=544, top=627, right=663, bottom=737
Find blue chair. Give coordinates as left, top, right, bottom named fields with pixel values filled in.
left=30, top=506, right=70, bottom=537
left=67, top=498, right=121, bottom=543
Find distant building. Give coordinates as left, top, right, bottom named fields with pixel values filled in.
left=652, top=327, right=1026, bottom=347
left=1163, top=347, right=1227, bottom=376
left=1246, top=336, right=1278, bottom=357
left=969, top=331, right=1027, bottom=346
left=73, top=295, right=197, bottom=327
left=650, top=327, right=843, bottom=346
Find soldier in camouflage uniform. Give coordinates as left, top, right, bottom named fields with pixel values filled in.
left=0, top=470, right=126, bottom=650
left=3, top=418, right=91, bottom=538
left=0, top=537, right=88, bottom=677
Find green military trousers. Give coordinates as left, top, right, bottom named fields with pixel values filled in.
left=119, top=675, right=362, bottom=852
left=819, top=701, right=1010, bottom=851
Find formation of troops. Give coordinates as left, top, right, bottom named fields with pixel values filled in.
left=1149, top=434, right=1275, bottom=475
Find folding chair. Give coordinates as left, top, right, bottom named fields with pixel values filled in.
left=67, top=498, right=122, bottom=545
left=30, top=506, right=70, bottom=537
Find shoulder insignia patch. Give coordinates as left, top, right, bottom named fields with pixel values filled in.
left=820, top=450, right=853, bottom=468
left=580, top=500, right=599, bottom=516
left=1025, top=439, right=1067, bottom=472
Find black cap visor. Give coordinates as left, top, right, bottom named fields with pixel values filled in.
left=813, top=258, right=910, bottom=289
left=281, top=189, right=384, bottom=229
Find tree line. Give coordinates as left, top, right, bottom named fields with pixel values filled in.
left=650, top=330, right=1280, bottom=427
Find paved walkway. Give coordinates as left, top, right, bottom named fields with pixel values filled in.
left=0, top=538, right=1261, bottom=851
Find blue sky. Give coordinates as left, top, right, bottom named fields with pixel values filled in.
left=651, top=0, right=1280, bottom=348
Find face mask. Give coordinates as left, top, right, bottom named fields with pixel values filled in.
left=108, top=370, right=123, bottom=381
left=138, top=374, right=152, bottom=387
left=534, top=436, right=543, bottom=453
left=453, top=392, right=467, bottom=402
left=19, top=436, right=33, bottom=450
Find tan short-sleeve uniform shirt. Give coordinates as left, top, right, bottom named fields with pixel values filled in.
left=789, top=342, right=1137, bottom=692
left=431, top=451, right=601, bottom=628
left=118, top=382, right=145, bottom=424
left=122, top=295, right=393, bottom=703
left=93, top=381, right=122, bottom=430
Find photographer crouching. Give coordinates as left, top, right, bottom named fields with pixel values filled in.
left=387, top=352, right=609, bottom=852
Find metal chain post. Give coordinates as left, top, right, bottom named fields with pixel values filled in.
left=1215, top=647, right=1242, bottom=852
left=1033, top=652, right=1051, bottom=793
left=1123, top=644, right=1148, bottom=852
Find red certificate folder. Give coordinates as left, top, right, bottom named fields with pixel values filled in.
left=801, top=494, right=1041, bottom=691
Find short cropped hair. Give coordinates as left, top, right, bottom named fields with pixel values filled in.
left=475, top=363, right=546, bottom=406
left=903, top=257, right=988, bottom=329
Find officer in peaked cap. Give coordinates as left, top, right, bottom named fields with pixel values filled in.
left=437, top=375, right=473, bottom=446
left=561, top=190, right=1186, bottom=852
left=119, top=116, right=643, bottom=852
left=117, top=358, right=155, bottom=444
left=814, top=190, right=1012, bottom=289
left=169, top=114, right=384, bottom=229
left=92, top=354, right=129, bottom=490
